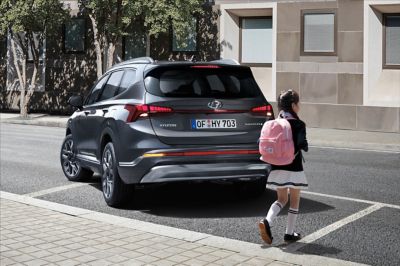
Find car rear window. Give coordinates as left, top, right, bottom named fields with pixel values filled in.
left=144, top=66, right=262, bottom=98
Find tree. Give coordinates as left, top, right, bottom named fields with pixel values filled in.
left=79, top=0, right=204, bottom=78
left=0, top=0, right=69, bottom=117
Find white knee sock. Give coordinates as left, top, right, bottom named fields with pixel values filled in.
left=266, top=201, right=283, bottom=226
left=286, top=208, right=299, bottom=235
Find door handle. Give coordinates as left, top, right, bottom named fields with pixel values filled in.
left=84, top=111, right=90, bottom=116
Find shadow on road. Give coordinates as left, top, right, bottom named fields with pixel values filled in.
left=89, top=180, right=334, bottom=218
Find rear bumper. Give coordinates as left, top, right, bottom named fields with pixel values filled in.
left=117, top=147, right=270, bottom=184
left=139, top=162, right=268, bottom=183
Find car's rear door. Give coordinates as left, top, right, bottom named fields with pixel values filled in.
left=143, top=64, right=274, bottom=145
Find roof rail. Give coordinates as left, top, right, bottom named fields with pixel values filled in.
left=114, top=57, right=154, bottom=67
left=211, top=59, right=240, bottom=65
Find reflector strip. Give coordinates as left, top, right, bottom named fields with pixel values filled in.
left=143, top=150, right=259, bottom=158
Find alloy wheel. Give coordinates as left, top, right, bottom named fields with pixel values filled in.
left=61, top=139, right=80, bottom=177
left=102, top=148, right=114, bottom=199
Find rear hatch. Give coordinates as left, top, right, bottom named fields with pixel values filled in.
left=143, top=64, right=274, bottom=145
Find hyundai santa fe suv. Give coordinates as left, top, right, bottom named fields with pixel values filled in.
left=61, top=57, right=274, bottom=207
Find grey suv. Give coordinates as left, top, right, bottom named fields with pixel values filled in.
left=60, top=57, right=274, bottom=207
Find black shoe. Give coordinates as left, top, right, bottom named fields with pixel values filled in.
left=284, top=232, right=302, bottom=242
left=258, top=219, right=273, bottom=244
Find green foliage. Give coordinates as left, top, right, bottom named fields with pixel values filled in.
left=80, top=0, right=204, bottom=44
left=0, top=0, right=69, bottom=37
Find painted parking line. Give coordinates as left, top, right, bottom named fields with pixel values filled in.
left=302, top=190, right=400, bottom=210
left=24, top=183, right=87, bottom=197
left=285, top=203, right=384, bottom=252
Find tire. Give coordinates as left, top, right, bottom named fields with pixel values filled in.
left=60, top=135, right=93, bottom=182
left=101, top=142, right=133, bottom=207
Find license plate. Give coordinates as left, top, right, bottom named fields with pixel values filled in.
left=191, top=119, right=237, bottom=129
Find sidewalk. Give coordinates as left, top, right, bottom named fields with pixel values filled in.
left=1, top=112, right=399, bottom=152
left=0, top=192, right=363, bottom=266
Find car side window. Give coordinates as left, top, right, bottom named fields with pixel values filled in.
left=118, top=69, right=136, bottom=95
left=98, top=70, right=124, bottom=102
left=86, top=75, right=109, bottom=105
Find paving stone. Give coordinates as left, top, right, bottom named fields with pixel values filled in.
left=150, top=250, right=175, bottom=259
left=74, top=254, right=98, bottom=263
left=150, top=259, right=177, bottom=266
left=181, top=250, right=204, bottom=259
left=135, top=254, right=160, bottom=263
left=192, top=246, right=220, bottom=254
left=242, top=257, right=275, bottom=266
left=196, top=253, right=220, bottom=263
left=182, top=258, right=212, bottom=266
left=1, top=249, right=23, bottom=258
left=209, top=249, right=237, bottom=258
left=23, top=258, right=48, bottom=266
left=87, top=259, right=113, bottom=266
left=0, top=245, right=11, bottom=252
left=119, top=251, right=145, bottom=259
left=0, top=257, right=17, bottom=265
left=18, top=246, right=41, bottom=254
left=12, top=253, right=36, bottom=263
left=106, top=254, right=131, bottom=263
left=79, top=246, right=99, bottom=254
left=41, top=254, right=67, bottom=263
left=266, top=261, right=294, bottom=266
left=7, top=242, right=29, bottom=249
left=55, top=259, right=82, bottom=266
left=167, top=254, right=191, bottom=263
left=136, top=246, right=158, bottom=254
left=118, top=258, right=146, bottom=266
left=58, top=250, right=84, bottom=259
left=30, top=250, right=53, bottom=259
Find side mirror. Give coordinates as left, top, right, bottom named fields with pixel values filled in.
left=68, top=95, right=83, bottom=109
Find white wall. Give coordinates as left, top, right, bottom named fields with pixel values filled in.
left=219, top=2, right=277, bottom=102
left=364, top=1, right=400, bottom=107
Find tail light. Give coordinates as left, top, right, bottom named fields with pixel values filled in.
left=251, top=104, right=274, bottom=118
left=124, top=104, right=173, bottom=122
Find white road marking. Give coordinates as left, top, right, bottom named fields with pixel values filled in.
left=24, top=183, right=87, bottom=197
left=285, top=203, right=385, bottom=252
left=309, top=145, right=400, bottom=154
left=302, top=190, right=400, bottom=210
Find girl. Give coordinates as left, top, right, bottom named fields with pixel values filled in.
left=258, top=89, right=308, bottom=244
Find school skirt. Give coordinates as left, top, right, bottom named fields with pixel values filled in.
left=266, top=170, right=308, bottom=190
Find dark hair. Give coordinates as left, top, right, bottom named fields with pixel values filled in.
left=277, top=89, right=300, bottom=119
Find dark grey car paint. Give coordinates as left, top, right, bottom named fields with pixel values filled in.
left=67, top=62, right=272, bottom=184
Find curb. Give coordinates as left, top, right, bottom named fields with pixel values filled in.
left=0, top=191, right=367, bottom=266
left=1, top=119, right=67, bottom=128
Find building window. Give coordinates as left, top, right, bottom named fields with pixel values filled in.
left=124, top=31, right=147, bottom=60
left=172, top=18, right=197, bottom=52
left=383, top=14, right=400, bottom=69
left=301, top=10, right=337, bottom=56
left=240, top=17, right=272, bottom=66
left=64, top=18, right=85, bottom=53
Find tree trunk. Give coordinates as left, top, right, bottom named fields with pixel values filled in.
left=10, top=36, right=27, bottom=118
left=89, top=14, right=103, bottom=78
left=107, top=43, right=115, bottom=70
left=24, top=63, right=38, bottom=117
left=146, top=33, right=151, bottom=57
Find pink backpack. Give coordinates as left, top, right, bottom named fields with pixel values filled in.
left=259, top=119, right=295, bottom=165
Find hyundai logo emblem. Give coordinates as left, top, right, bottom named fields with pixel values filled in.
left=208, top=100, right=223, bottom=109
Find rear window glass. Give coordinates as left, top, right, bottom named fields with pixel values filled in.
left=144, top=66, right=262, bottom=98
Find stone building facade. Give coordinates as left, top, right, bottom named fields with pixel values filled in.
left=1, top=0, right=399, bottom=132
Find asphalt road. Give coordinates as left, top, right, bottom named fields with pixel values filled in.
left=1, top=123, right=399, bottom=266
